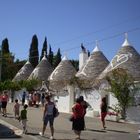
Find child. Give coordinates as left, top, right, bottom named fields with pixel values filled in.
left=20, top=104, right=28, bottom=134
left=14, top=99, right=20, bottom=119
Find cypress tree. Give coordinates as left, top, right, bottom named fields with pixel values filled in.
left=53, top=48, right=61, bottom=68
left=87, top=50, right=90, bottom=57
left=47, top=45, right=53, bottom=66
left=2, top=38, right=10, bottom=54
left=70, top=60, right=79, bottom=71
left=29, top=34, right=39, bottom=68
left=1, top=38, right=16, bottom=81
left=40, top=37, right=48, bottom=61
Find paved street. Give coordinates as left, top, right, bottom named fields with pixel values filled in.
left=0, top=103, right=140, bottom=140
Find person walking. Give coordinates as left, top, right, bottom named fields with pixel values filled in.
left=22, top=91, right=26, bottom=106
left=13, top=99, right=20, bottom=119
left=79, top=96, right=89, bottom=129
left=39, top=95, right=56, bottom=140
left=100, top=97, right=107, bottom=129
left=41, top=92, right=45, bottom=107
left=71, top=97, right=85, bottom=140
left=1, top=91, right=8, bottom=117
left=20, top=104, right=28, bottom=134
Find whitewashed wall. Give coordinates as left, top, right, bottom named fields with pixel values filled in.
left=108, top=93, right=118, bottom=107
left=80, top=90, right=101, bottom=117
left=54, top=94, right=70, bottom=113
left=14, top=88, right=28, bottom=104
left=55, top=89, right=102, bottom=117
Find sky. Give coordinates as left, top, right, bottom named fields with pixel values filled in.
left=0, top=0, right=140, bottom=61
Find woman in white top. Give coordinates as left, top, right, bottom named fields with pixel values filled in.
left=39, top=95, right=55, bottom=140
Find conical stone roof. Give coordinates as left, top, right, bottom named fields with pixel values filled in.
left=48, top=56, right=77, bottom=90
left=76, top=44, right=109, bottom=89
left=99, top=36, right=140, bottom=81
left=13, top=61, right=34, bottom=81
left=28, top=55, right=53, bottom=82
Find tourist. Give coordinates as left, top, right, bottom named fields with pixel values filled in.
left=33, top=92, right=37, bottom=107
left=100, top=97, right=107, bottom=129
left=41, top=92, right=45, bottom=107
left=1, top=91, right=8, bottom=117
left=22, top=91, right=26, bottom=106
left=71, top=97, right=85, bottom=140
left=39, top=95, right=56, bottom=140
left=28, top=93, right=33, bottom=107
left=13, top=99, right=20, bottom=119
left=20, top=104, right=28, bottom=134
left=79, top=96, right=89, bottom=129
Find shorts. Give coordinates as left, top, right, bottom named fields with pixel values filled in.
left=15, top=110, right=20, bottom=116
left=2, top=101, right=7, bottom=109
left=44, top=115, right=54, bottom=126
left=21, top=119, right=27, bottom=128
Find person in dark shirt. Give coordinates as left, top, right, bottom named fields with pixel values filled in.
left=100, top=97, right=107, bottom=129
left=22, top=91, right=26, bottom=106
left=79, top=96, right=89, bottom=129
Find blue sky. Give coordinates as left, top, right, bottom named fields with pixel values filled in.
left=0, top=0, right=140, bottom=61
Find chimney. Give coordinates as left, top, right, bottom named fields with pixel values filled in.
left=79, top=43, right=88, bottom=70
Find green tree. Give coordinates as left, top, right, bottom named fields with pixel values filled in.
left=87, top=50, right=90, bottom=57
left=22, top=79, right=39, bottom=92
left=1, top=38, right=18, bottom=81
left=2, top=38, right=10, bottom=54
left=48, top=45, right=53, bottom=66
left=1, top=52, right=15, bottom=81
left=0, top=82, right=4, bottom=92
left=29, top=34, right=39, bottom=68
left=106, top=68, right=136, bottom=120
left=14, top=59, right=26, bottom=72
left=53, top=48, right=61, bottom=68
left=70, top=60, right=79, bottom=71
left=40, top=37, right=48, bottom=61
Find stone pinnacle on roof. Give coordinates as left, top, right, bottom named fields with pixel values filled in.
left=92, top=40, right=100, bottom=53
left=62, top=55, right=68, bottom=61
left=42, top=51, right=47, bottom=60
left=122, top=33, right=131, bottom=47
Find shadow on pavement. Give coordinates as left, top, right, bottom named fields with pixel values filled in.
left=54, top=139, right=90, bottom=140
left=0, top=123, right=21, bottom=138
left=26, top=132, right=39, bottom=136
left=86, top=128, right=107, bottom=133
left=106, top=129, right=130, bottom=133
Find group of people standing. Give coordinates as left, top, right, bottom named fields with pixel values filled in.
left=21, top=91, right=46, bottom=107
left=71, top=96, right=107, bottom=140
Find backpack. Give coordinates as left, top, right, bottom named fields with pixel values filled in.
left=53, top=106, right=59, bottom=117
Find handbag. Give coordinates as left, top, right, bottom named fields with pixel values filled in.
left=69, top=115, right=74, bottom=121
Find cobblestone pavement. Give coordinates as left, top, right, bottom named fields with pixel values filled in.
left=0, top=103, right=140, bottom=140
